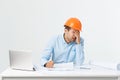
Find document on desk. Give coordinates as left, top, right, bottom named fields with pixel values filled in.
left=74, top=64, right=91, bottom=70
left=91, top=60, right=120, bottom=71
left=48, top=62, right=74, bottom=71
left=38, top=62, right=91, bottom=71
left=54, top=62, right=73, bottom=68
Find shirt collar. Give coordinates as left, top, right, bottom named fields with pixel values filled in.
left=62, top=33, right=67, bottom=44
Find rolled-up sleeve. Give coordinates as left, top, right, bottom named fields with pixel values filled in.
left=40, top=36, right=56, bottom=66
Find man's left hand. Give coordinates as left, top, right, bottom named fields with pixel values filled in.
left=74, top=31, right=80, bottom=44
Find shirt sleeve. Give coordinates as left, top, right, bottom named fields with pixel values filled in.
left=75, top=37, right=84, bottom=66
left=40, top=36, right=56, bottom=66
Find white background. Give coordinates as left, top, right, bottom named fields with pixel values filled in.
left=0, top=0, right=120, bottom=73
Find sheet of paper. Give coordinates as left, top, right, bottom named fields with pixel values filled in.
left=74, top=64, right=91, bottom=70
left=54, top=62, right=73, bottom=68
left=35, top=62, right=92, bottom=71
left=47, top=62, right=74, bottom=71
left=91, top=60, right=120, bottom=70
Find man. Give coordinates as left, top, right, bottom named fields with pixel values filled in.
left=40, top=17, right=84, bottom=68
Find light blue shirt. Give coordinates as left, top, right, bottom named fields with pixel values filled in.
left=40, top=34, right=84, bottom=66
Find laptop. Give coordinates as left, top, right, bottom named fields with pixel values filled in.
left=9, top=50, right=34, bottom=71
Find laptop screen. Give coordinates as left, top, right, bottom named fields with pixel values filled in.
left=9, top=50, right=34, bottom=71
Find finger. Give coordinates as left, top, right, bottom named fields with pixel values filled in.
left=77, top=32, right=80, bottom=36
left=75, top=30, right=79, bottom=33
left=76, top=31, right=80, bottom=34
left=49, top=61, right=54, bottom=66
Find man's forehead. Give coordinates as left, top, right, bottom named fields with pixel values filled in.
left=71, top=28, right=80, bottom=32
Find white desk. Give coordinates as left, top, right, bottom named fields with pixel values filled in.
left=1, top=65, right=120, bottom=80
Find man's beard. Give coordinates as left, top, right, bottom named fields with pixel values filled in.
left=69, top=37, right=76, bottom=42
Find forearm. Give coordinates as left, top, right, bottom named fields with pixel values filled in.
left=75, top=44, right=84, bottom=66
left=40, top=50, right=52, bottom=66
left=40, top=55, right=54, bottom=68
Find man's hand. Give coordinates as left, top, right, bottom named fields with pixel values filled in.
left=74, top=31, right=80, bottom=44
left=45, top=61, right=54, bottom=68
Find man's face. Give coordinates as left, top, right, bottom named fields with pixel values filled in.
left=65, top=28, right=80, bottom=42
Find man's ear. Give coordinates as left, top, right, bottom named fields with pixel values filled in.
left=64, top=29, right=68, bottom=33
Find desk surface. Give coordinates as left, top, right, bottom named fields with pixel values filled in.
left=1, top=65, right=120, bottom=78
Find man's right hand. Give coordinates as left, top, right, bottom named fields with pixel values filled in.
left=45, top=61, right=54, bottom=68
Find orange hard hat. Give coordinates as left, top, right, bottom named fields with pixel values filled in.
left=64, top=17, right=82, bottom=31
